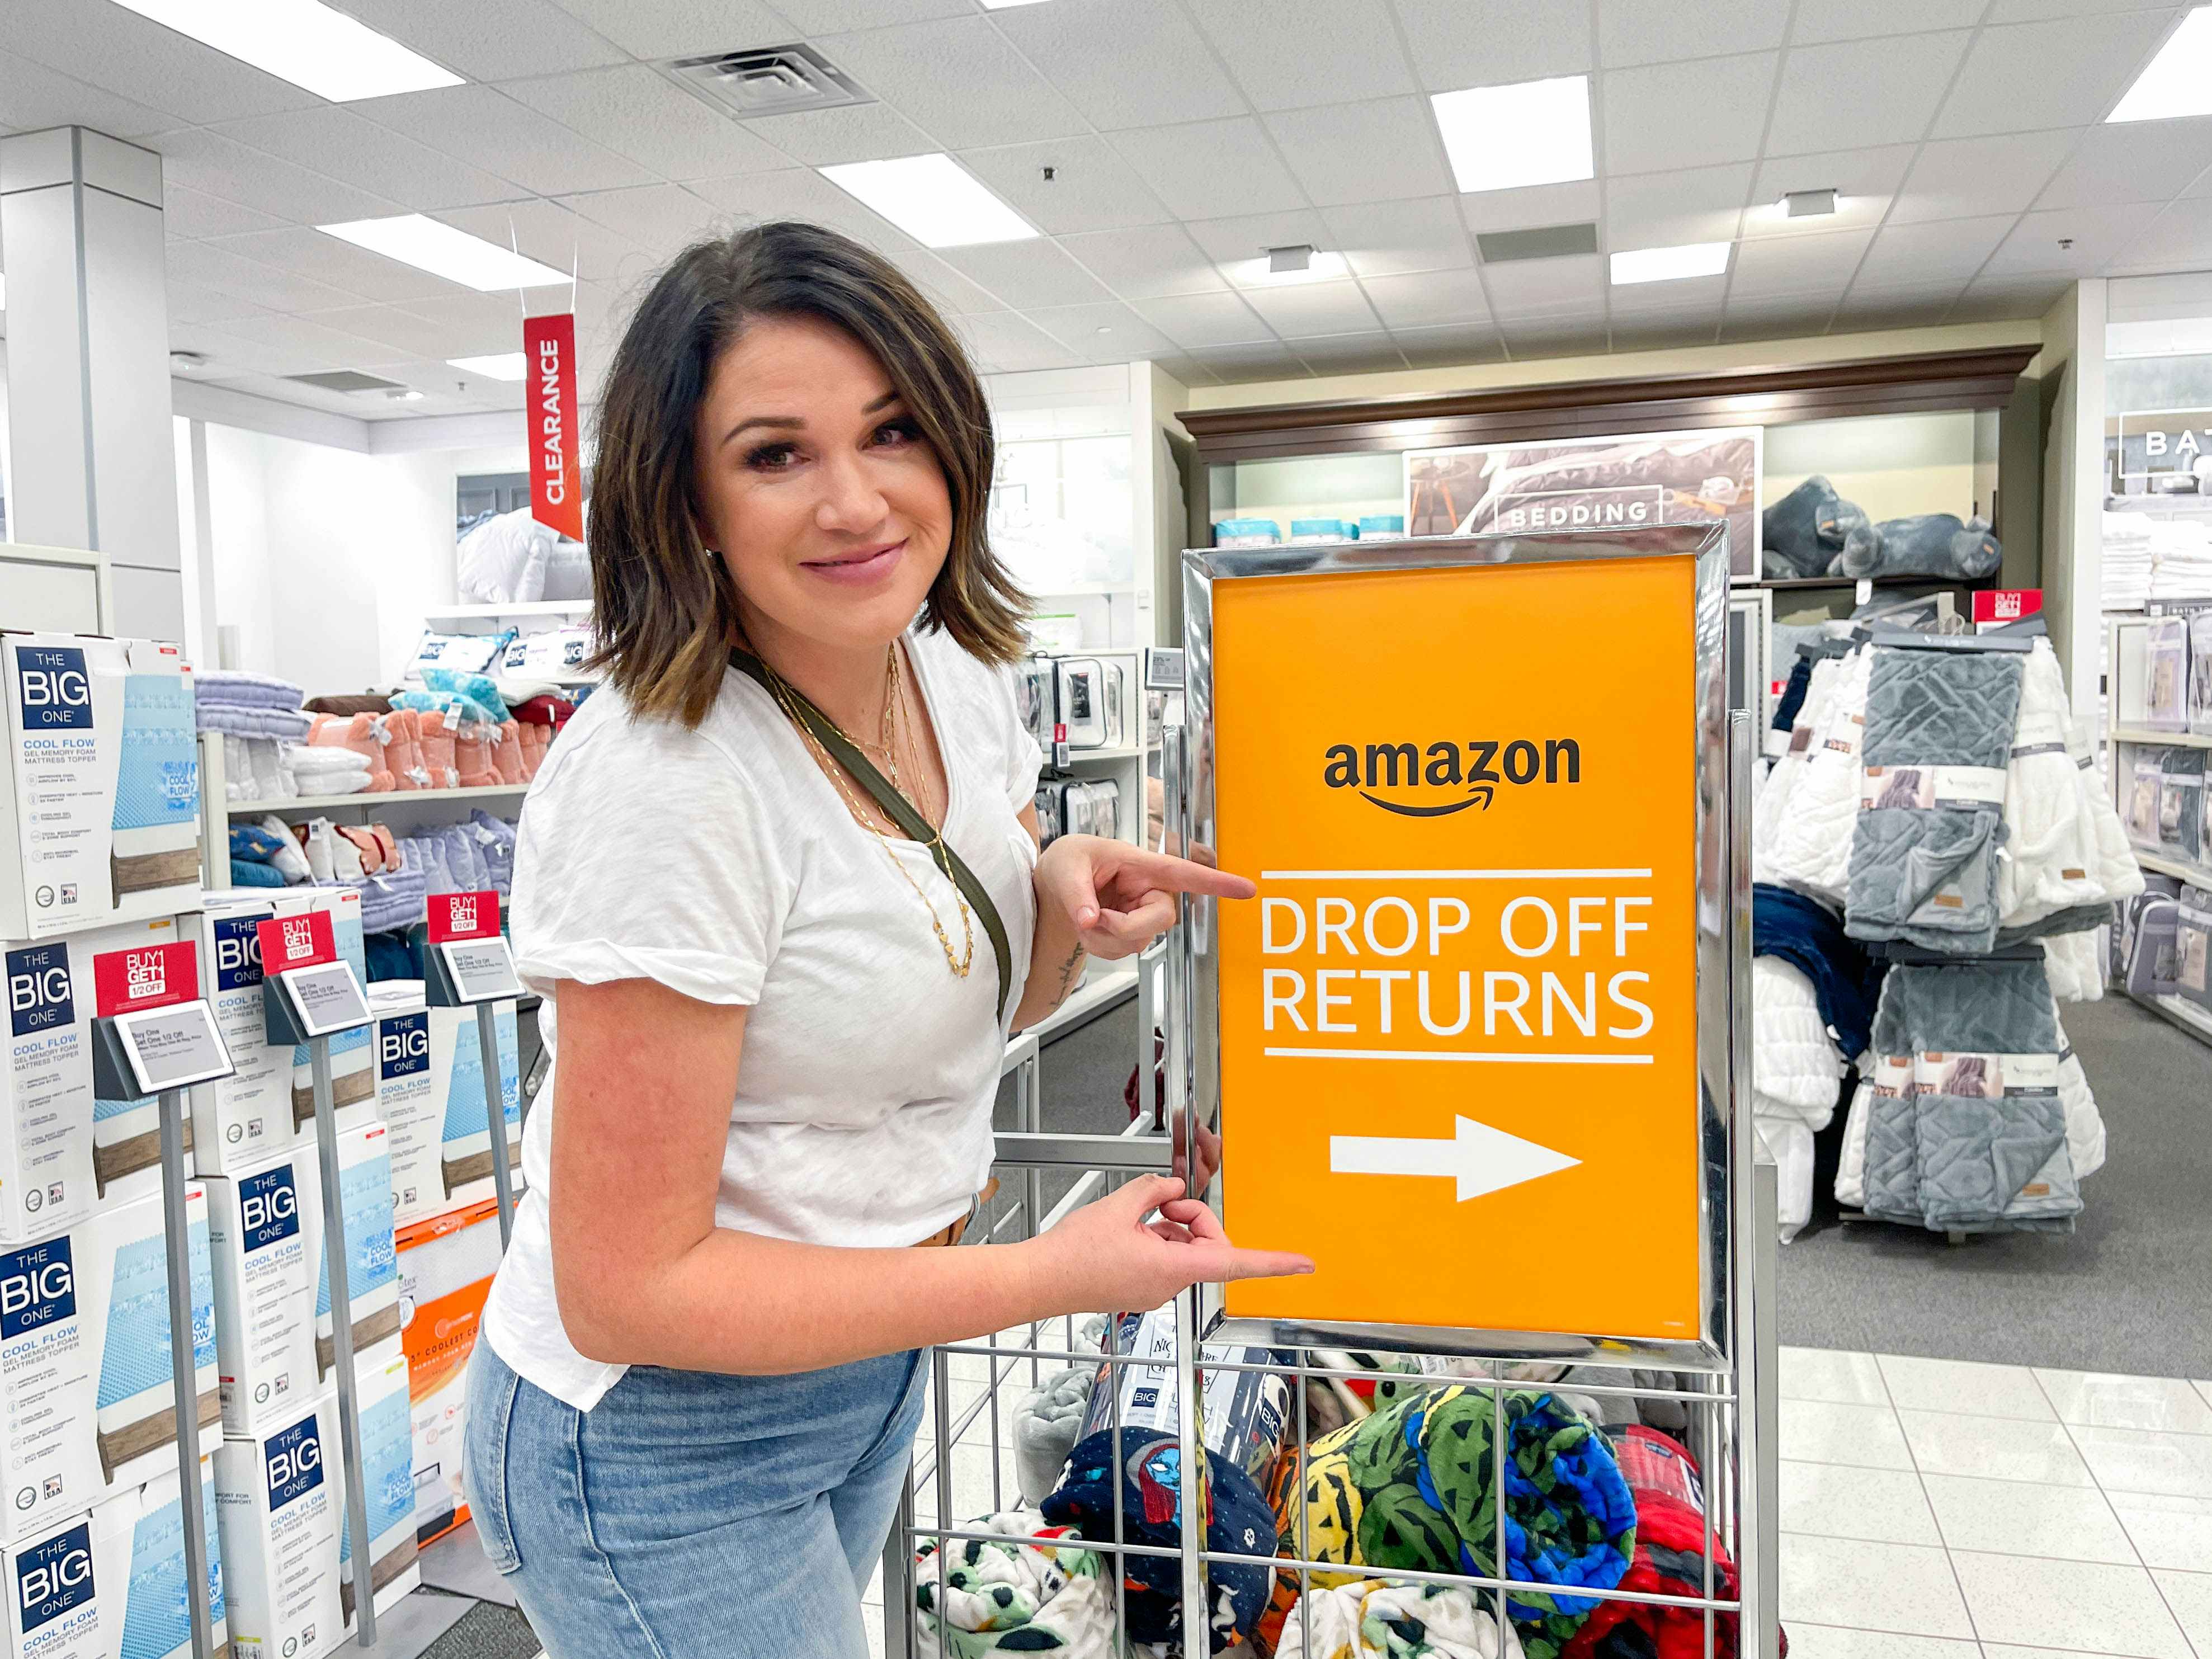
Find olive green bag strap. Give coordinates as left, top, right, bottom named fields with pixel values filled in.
left=727, top=647, right=1013, bottom=1025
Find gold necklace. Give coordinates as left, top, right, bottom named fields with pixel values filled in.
left=763, top=657, right=974, bottom=982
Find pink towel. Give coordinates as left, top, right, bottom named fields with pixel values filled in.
left=307, top=713, right=394, bottom=792
left=384, top=709, right=429, bottom=791
left=493, top=719, right=527, bottom=786
left=453, top=723, right=499, bottom=789
left=414, top=717, right=460, bottom=791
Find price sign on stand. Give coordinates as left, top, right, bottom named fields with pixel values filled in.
left=256, top=909, right=370, bottom=1040
left=427, top=891, right=520, bottom=1005
left=1194, top=526, right=1730, bottom=1352
left=90, top=939, right=234, bottom=1095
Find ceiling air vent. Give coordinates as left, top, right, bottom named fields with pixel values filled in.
left=285, top=370, right=406, bottom=394
left=1476, top=223, right=1601, bottom=263
left=668, top=44, right=871, bottom=117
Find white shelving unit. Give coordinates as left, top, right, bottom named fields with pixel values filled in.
left=425, top=600, right=591, bottom=621
left=230, top=783, right=529, bottom=818
left=2114, top=725, right=2212, bottom=748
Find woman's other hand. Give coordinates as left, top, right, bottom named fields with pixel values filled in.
left=1035, top=835, right=1255, bottom=962
left=1024, top=1175, right=1312, bottom=1315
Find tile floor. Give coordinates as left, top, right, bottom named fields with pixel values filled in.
left=1778, top=1347, right=2212, bottom=1658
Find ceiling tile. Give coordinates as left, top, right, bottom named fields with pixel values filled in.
left=0, top=0, right=314, bottom=125
left=1393, top=0, right=1593, bottom=92
left=991, top=0, right=1246, bottom=131
left=1182, top=0, right=1414, bottom=110
left=1607, top=272, right=1730, bottom=315
left=688, top=167, right=916, bottom=252
left=540, top=0, right=790, bottom=58
left=1459, top=180, right=1602, bottom=234
left=1832, top=281, right=1965, bottom=328
left=352, top=86, right=659, bottom=196
left=739, top=101, right=937, bottom=167
left=818, top=19, right=1092, bottom=152
left=1241, top=279, right=1381, bottom=338
left=958, top=137, right=1173, bottom=235
left=937, top=239, right=1116, bottom=309
left=1324, top=196, right=1474, bottom=277
left=772, top=0, right=974, bottom=29
left=2107, top=197, right=2212, bottom=273
left=1744, top=144, right=1917, bottom=237
left=881, top=248, right=1008, bottom=315
left=1723, top=292, right=1837, bottom=331
left=1765, top=33, right=1971, bottom=157
left=1610, top=317, right=1723, bottom=352
left=1499, top=321, right=1610, bottom=360
left=1479, top=253, right=1605, bottom=317
left=385, top=291, right=541, bottom=355
left=1193, top=341, right=1309, bottom=384
left=194, top=309, right=398, bottom=362
left=1604, top=163, right=1753, bottom=247
left=1186, top=209, right=1331, bottom=270
left=1601, top=53, right=1779, bottom=173
left=553, top=183, right=716, bottom=253
left=1719, top=312, right=1831, bottom=345
left=1790, top=0, right=1988, bottom=41
left=1889, top=129, right=2081, bottom=227
left=1953, top=275, right=2070, bottom=317
left=1985, top=0, right=2182, bottom=17
left=1293, top=332, right=1409, bottom=373
left=954, top=309, right=1083, bottom=372
left=1985, top=202, right=2165, bottom=276
left=2039, top=117, right=2212, bottom=210
left=1058, top=225, right=1227, bottom=299
left=502, top=67, right=791, bottom=181
left=206, top=107, right=520, bottom=213
left=152, top=128, right=403, bottom=225
left=165, top=239, right=371, bottom=313
left=1128, top=291, right=1275, bottom=347
left=1855, top=215, right=2017, bottom=286
left=162, top=186, right=289, bottom=241
left=1726, top=226, right=1875, bottom=296
left=435, top=198, right=653, bottom=284
left=1150, top=355, right=1220, bottom=387
left=1392, top=324, right=1507, bottom=367
left=1024, top=301, right=1178, bottom=358
left=1263, top=98, right=1453, bottom=208
left=1933, top=12, right=2177, bottom=138
left=304, top=303, right=495, bottom=360
left=165, top=281, right=268, bottom=326
left=1599, top=0, right=1789, bottom=67
left=337, top=0, right=625, bottom=79
left=199, top=226, right=465, bottom=304
left=1109, top=118, right=1309, bottom=221
left=1360, top=268, right=1493, bottom=329
left=0, top=46, right=172, bottom=138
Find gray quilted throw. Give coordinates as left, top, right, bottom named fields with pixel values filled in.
left=1846, top=647, right=2026, bottom=954
left=1861, top=960, right=2079, bottom=1234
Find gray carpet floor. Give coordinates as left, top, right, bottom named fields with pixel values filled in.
left=1779, top=993, right=2212, bottom=1378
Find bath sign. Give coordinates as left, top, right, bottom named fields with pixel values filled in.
left=1209, top=553, right=1702, bottom=1341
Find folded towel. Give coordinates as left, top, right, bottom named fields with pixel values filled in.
left=195, top=670, right=305, bottom=710
left=383, top=709, right=430, bottom=791
left=912, top=1512, right=1120, bottom=1659
left=1277, top=1578, right=1524, bottom=1659
left=509, top=693, right=574, bottom=728
left=199, top=704, right=314, bottom=741
left=228, top=859, right=289, bottom=888
left=493, top=719, right=527, bottom=786
left=304, top=713, right=395, bottom=792
left=452, top=723, right=500, bottom=789
left=350, top=867, right=428, bottom=934
left=302, top=693, right=392, bottom=718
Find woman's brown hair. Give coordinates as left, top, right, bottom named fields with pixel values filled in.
left=587, top=220, right=1029, bottom=727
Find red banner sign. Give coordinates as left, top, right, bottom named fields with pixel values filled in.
left=427, top=890, right=502, bottom=944
left=93, top=940, right=199, bottom=1019
left=256, top=909, right=336, bottom=974
left=1972, top=588, right=2043, bottom=628
left=527, top=313, right=582, bottom=542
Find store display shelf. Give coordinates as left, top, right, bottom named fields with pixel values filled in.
left=2112, top=726, right=2212, bottom=749
left=230, top=783, right=529, bottom=817
left=1029, top=962, right=1138, bottom=1043
left=1739, top=573, right=1992, bottom=590
left=2135, top=850, right=2212, bottom=886
left=423, top=600, right=591, bottom=620
left=2145, top=992, right=2212, bottom=1049
left=1054, top=745, right=1143, bottom=764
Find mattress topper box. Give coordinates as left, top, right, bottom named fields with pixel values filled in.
left=214, top=1397, right=340, bottom=1659
left=300, top=1121, right=398, bottom=1382
left=0, top=634, right=200, bottom=941
left=0, top=1226, right=102, bottom=1542
left=201, top=1145, right=316, bottom=1436
left=395, top=1199, right=499, bottom=1548
left=337, top=1348, right=417, bottom=1632
left=372, top=987, right=519, bottom=1227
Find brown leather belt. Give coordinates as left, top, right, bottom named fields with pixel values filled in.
left=912, top=1178, right=999, bottom=1248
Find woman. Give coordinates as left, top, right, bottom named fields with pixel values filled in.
left=461, top=220, right=1311, bottom=1657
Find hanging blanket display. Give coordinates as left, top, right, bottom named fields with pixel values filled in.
left=1262, top=1385, right=1636, bottom=1659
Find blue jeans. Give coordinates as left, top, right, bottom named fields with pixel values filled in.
left=463, top=1340, right=928, bottom=1657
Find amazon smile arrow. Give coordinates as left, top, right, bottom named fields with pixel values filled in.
left=1328, top=1115, right=1581, bottom=1202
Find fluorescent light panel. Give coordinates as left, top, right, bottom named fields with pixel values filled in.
left=818, top=153, right=1036, bottom=248
left=1611, top=242, right=1732, bottom=285
left=2109, top=6, right=2212, bottom=122
left=447, top=354, right=528, bottom=381
left=110, top=0, right=459, bottom=102
left=1432, top=76, right=1593, bottom=194
left=320, top=215, right=569, bottom=291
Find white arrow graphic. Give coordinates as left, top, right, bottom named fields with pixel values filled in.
left=1329, top=1115, right=1581, bottom=1202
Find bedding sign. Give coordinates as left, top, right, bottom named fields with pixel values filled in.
left=527, top=313, right=583, bottom=542
left=1210, top=554, right=1704, bottom=1342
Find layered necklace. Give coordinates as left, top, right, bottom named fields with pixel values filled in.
left=761, top=643, right=975, bottom=983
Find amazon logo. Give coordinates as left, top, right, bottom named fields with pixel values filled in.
left=1323, top=738, right=1581, bottom=817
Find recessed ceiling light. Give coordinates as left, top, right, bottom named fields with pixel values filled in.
left=2111, top=6, right=2212, bottom=121
left=1782, top=187, right=1839, bottom=218
left=818, top=154, right=1036, bottom=248
left=1611, top=242, right=1733, bottom=285
left=447, top=354, right=528, bottom=381
left=169, top=350, right=207, bottom=373
left=1234, top=249, right=1350, bottom=286
left=386, top=388, right=427, bottom=402
left=109, top=0, right=460, bottom=102
left=1431, top=76, right=1593, bottom=194
left=319, top=215, right=568, bottom=291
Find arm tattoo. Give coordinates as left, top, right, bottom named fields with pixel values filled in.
left=1053, top=941, right=1086, bottom=1006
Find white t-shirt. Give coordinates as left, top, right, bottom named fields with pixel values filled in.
left=483, top=625, right=1044, bottom=1410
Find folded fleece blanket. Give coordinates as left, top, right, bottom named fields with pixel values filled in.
left=1861, top=959, right=2079, bottom=1233
left=1041, top=1428, right=1276, bottom=1654
left=1267, top=1387, right=1636, bottom=1659
left=195, top=670, right=304, bottom=710
left=1559, top=1429, right=1746, bottom=1659
left=1845, top=645, right=2024, bottom=954
left=912, top=1511, right=1122, bottom=1658
left=1016, top=1367, right=1095, bottom=1506
left=1752, top=884, right=1884, bottom=1062
left=1275, top=1579, right=1524, bottom=1658
left=199, top=703, right=314, bottom=741
left=228, top=859, right=288, bottom=888
left=1752, top=956, right=1842, bottom=1131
